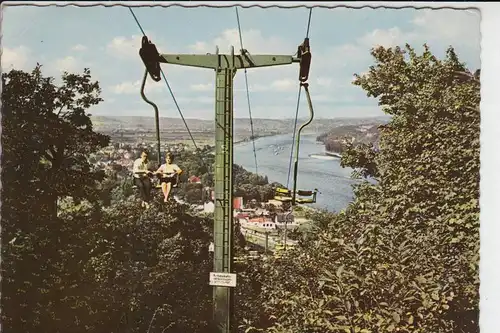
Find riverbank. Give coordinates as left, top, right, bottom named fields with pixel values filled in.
left=309, top=154, right=339, bottom=161
left=234, top=132, right=284, bottom=145
left=234, top=133, right=356, bottom=212
left=325, top=151, right=342, bottom=158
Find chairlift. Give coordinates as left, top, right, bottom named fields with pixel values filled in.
left=274, top=38, right=319, bottom=207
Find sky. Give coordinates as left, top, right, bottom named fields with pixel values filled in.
left=2, top=4, right=481, bottom=120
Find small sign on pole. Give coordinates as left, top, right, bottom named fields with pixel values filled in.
left=209, top=272, right=237, bottom=287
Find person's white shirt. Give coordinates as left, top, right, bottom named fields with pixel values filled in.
left=156, top=163, right=181, bottom=177
left=133, top=158, right=149, bottom=178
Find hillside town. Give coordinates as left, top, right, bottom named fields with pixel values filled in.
left=91, top=141, right=309, bottom=251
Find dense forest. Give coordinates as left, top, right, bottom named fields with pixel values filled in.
left=2, top=44, right=479, bottom=333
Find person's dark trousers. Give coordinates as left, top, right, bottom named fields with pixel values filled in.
left=134, top=177, right=152, bottom=202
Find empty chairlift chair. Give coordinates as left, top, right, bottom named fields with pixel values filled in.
left=273, top=187, right=318, bottom=205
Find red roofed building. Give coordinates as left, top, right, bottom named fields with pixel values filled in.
left=248, top=217, right=272, bottom=223
left=188, top=175, right=201, bottom=183
left=233, top=197, right=243, bottom=210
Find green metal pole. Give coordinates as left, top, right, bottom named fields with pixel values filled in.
left=155, top=49, right=299, bottom=333
left=213, top=62, right=235, bottom=333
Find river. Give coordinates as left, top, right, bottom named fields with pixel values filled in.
left=234, top=133, right=359, bottom=212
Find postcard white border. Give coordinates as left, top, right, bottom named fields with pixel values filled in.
left=1, top=2, right=498, bottom=333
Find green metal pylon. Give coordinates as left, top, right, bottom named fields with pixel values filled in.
left=156, top=46, right=299, bottom=333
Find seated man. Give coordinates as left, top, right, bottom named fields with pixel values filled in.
left=133, top=150, right=153, bottom=208
left=155, top=152, right=183, bottom=202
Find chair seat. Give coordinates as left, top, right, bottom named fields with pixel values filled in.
left=274, top=195, right=292, bottom=202
left=132, top=184, right=162, bottom=189
left=274, top=187, right=318, bottom=205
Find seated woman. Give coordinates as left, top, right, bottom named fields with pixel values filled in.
left=155, top=152, right=183, bottom=202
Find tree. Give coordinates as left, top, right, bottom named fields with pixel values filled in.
left=82, top=197, right=214, bottom=333
left=340, top=141, right=380, bottom=180
left=344, top=45, right=480, bottom=332
left=1, top=65, right=109, bottom=333
left=241, top=44, right=480, bottom=333
left=2, top=64, right=109, bottom=216
left=184, top=182, right=204, bottom=203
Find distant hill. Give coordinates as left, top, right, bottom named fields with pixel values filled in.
left=316, top=119, right=390, bottom=153
left=91, top=115, right=391, bottom=136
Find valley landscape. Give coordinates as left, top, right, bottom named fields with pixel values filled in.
left=91, top=115, right=391, bottom=147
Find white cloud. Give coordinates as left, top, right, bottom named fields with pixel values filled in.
left=315, top=76, right=353, bottom=90
left=311, top=43, right=370, bottom=75
left=354, top=9, right=480, bottom=55
left=186, top=29, right=305, bottom=94
left=142, top=94, right=215, bottom=107
left=190, top=41, right=209, bottom=53
left=110, top=77, right=163, bottom=95
left=181, top=96, right=213, bottom=105
left=282, top=90, right=357, bottom=104
left=116, top=107, right=213, bottom=119
left=53, top=56, right=81, bottom=73
left=44, top=56, right=99, bottom=85
left=2, top=47, right=97, bottom=81
left=1, top=46, right=31, bottom=71
left=232, top=104, right=382, bottom=119
left=316, top=77, right=333, bottom=88
left=98, top=9, right=479, bottom=120
left=72, top=44, right=87, bottom=51
left=269, top=78, right=296, bottom=92
left=189, top=28, right=294, bottom=55
left=107, top=34, right=143, bottom=59
left=107, top=32, right=167, bottom=60
left=104, top=32, right=194, bottom=84
left=190, top=83, right=213, bottom=91
left=411, top=9, right=480, bottom=48
left=319, top=9, right=480, bottom=77
left=253, top=78, right=297, bottom=92
left=313, top=93, right=358, bottom=104
left=357, top=27, right=418, bottom=49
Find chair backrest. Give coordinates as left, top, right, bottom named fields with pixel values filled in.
left=297, top=190, right=313, bottom=196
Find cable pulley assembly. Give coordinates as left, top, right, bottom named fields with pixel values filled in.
left=139, top=36, right=162, bottom=82
left=298, top=38, right=311, bottom=83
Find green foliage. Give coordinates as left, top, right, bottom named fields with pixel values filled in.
left=340, top=142, right=380, bottom=180
left=184, top=182, right=204, bottom=203
left=240, top=44, right=479, bottom=333
left=1, top=65, right=110, bottom=332
left=82, top=197, right=214, bottom=333
left=234, top=258, right=272, bottom=332
left=175, top=149, right=214, bottom=186
left=3, top=44, right=479, bottom=333
left=233, top=164, right=279, bottom=203
left=2, top=65, right=109, bottom=211
left=1, top=65, right=218, bottom=333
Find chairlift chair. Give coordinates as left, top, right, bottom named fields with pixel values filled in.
left=274, top=187, right=319, bottom=205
